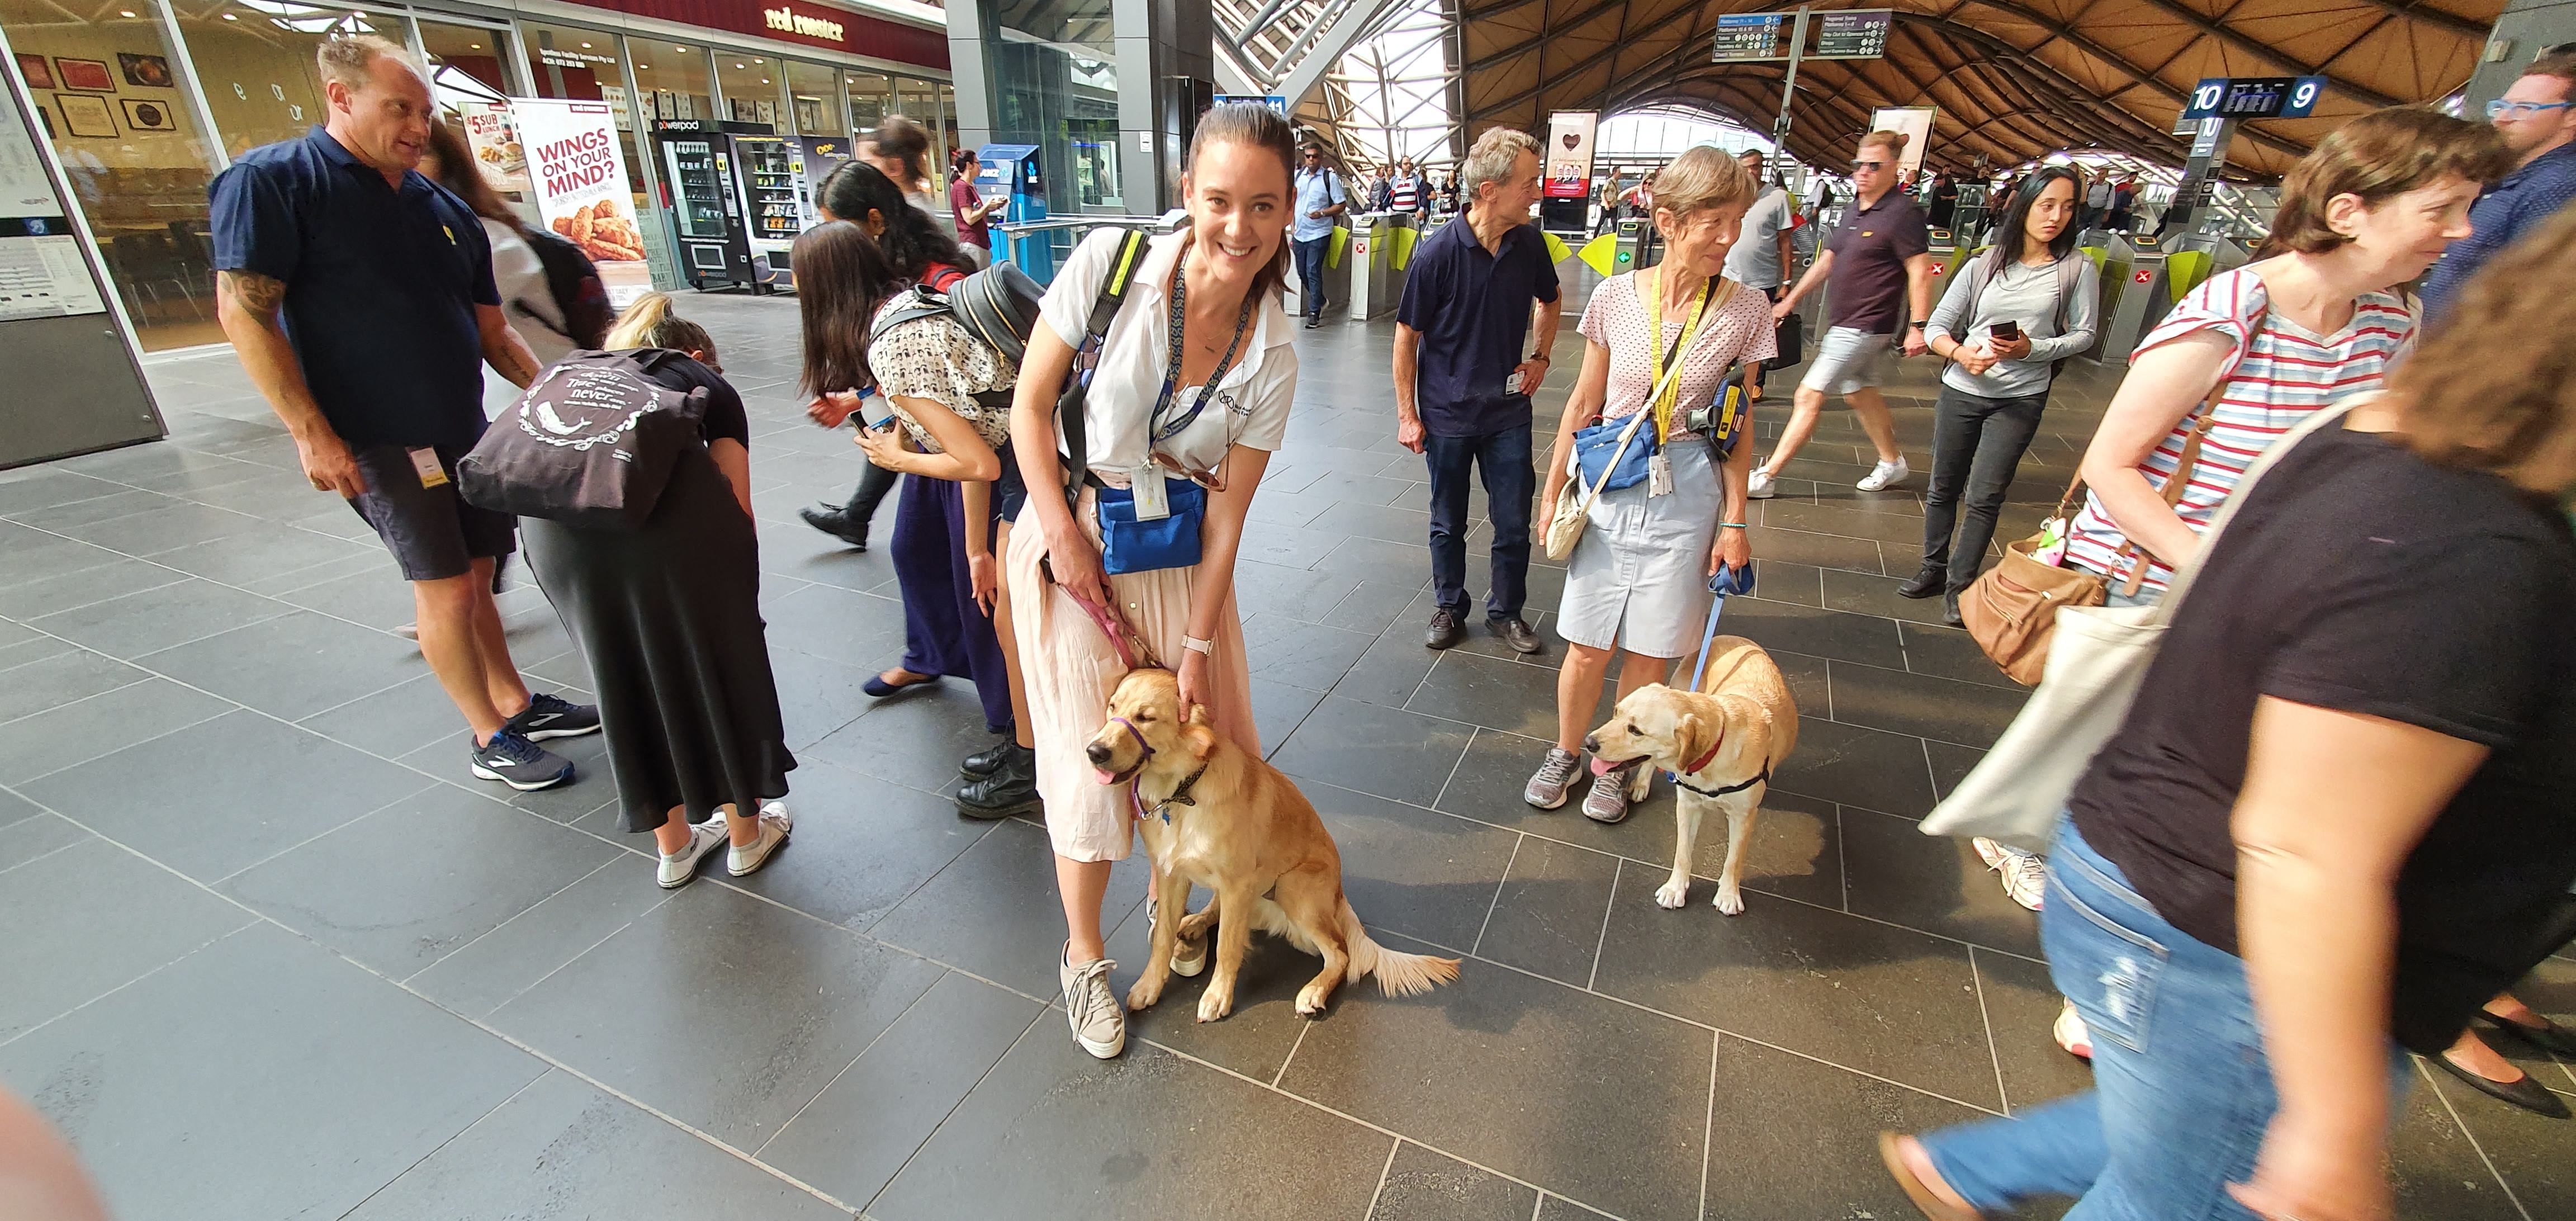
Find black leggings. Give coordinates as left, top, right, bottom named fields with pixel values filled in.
left=839, top=456, right=898, bottom=523
left=1920, top=385, right=2049, bottom=591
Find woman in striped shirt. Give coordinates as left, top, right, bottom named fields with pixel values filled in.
left=2066, top=109, right=2512, bottom=603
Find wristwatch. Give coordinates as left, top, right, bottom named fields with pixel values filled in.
left=1181, top=635, right=1215, bottom=656
left=1908, top=320, right=1928, bottom=330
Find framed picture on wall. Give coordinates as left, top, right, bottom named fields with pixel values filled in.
left=16, top=53, right=54, bottom=90
left=56, top=93, right=116, bottom=137
left=116, top=53, right=173, bottom=88
left=119, top=97, right=176, bottom=131
left=55, top=58, right=115, bottom=92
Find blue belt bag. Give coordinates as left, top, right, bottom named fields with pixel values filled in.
left=1571, top=416, right=1656, bottom=492
left=1093, top=476, right=1205, bottom=575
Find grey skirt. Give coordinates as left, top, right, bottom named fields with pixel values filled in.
left=1558, top=439, right=1723, bottom=659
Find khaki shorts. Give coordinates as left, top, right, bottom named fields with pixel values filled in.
left=1799, top=325, right=1897, bottom=396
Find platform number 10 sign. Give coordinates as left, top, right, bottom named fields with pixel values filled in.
left=2181, top=75, right=2328, bottom=121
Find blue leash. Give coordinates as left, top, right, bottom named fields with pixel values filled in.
left=1672, top=562, right=1755, bottom=783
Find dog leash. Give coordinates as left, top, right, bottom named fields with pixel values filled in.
left=1671, top=562, right=1756, bottom=786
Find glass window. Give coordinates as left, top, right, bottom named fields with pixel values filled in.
left=785, top=60, right=840, bottom=136
left=845, top=69, right=888, bottom=133
left=172, top=0, right=376, bottom=158
left=416, top=18, right=512, bottom=105
left=894, top=75, right=937, bottom=187
left=628, top=39, right=711, bottom=124
left=5, top=0, right=224, bottom=349
left=520, top=22, right=617, bottom=103
left=712, top=51, right=781, bottom=130
left=988, top=0, right=1120, bottom=217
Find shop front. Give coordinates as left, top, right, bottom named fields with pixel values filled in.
left=0, top=0, right=950, bottom=351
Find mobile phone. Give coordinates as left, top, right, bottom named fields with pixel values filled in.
left=1991, top=319, right=2021, bottom=341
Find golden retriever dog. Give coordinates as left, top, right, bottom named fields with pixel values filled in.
left=1086, top=669, right=1459, bottom=1022
left=1580, top=636, right=1798, bottom=915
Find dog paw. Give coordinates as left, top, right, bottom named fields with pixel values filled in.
left=1196, top=988, right=1235, bottom=1023
left=1295, top=982, right=1333, bottom=1016
left=1713, top=886, right=1746, bottom=916
left=1125, top=979, right=1163, bottom=1011
left=1655, top=879, right=1689, bottom=909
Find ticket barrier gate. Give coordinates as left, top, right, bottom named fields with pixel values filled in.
left=2080, top=236, right=2138, bottom=363
left=1343, top=211, right=1414, bottom=321
left=1613, top=217, right=1660, bottom=271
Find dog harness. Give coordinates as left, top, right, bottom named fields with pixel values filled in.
left=1670, top=766, right=1769, bottom=799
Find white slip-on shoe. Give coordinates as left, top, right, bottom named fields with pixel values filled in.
left=1857, top=457, right=1911, bottom=491
left=726, top=802, right=792, bottom=877
left=1746, top=467, right=1778, bottom=499
left=656, top=820, right=728, bottom=889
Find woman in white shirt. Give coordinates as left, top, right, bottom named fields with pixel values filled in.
left=1008, top=102, right=1301, bottom=1062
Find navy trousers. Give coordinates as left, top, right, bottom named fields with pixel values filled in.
left=1424, top=424, right=1534, bottom=622
left=1294, top=235, right=1330, bottom=319
left=890, top=474, right=1012, bottom=733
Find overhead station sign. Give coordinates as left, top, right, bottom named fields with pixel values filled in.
left=2179, top=76, right=2328, bottom=120
left=1811, top=10, right=1892, bottom=58
left=1712, top=9, right=1892, bottom=61
left=1712, top=13, right=1788, bottom=61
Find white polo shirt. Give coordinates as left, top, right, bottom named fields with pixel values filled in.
left=1039, top=228, right=1298, bottom=481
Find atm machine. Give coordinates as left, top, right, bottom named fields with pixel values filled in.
left=654, top=119, right=757, bottom=291
left=977, top=143, right=1050, bottom=282
left=2092, top=233, right=2174, bottom=366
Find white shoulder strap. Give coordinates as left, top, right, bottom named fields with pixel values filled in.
left=2151, top=401, right=2354, bottom=621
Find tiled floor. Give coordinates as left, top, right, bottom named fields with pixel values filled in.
left=4, top=284, right=2570, bottom=1221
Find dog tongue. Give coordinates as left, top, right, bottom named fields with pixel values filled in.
left=1092, top=766, right=1120, bottom=785
left=1588, top=756, right=1620, bottom=777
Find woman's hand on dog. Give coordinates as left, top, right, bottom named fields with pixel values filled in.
left=1176, top=649, right=1212, bottom=725
left=1709, top=524, right=1750, bottom=575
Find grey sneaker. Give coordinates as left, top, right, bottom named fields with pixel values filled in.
left=1524, top=747, right=1581, bottom=809
left=1582, top=764, right=1637, bottom=824
left=1060, top=948, right=1126, bottom=1059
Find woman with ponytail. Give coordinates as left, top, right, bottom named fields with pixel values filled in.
left=519, top=292, right=795, bottom=888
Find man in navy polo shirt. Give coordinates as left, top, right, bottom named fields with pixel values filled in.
left=2422, top=53, right=2576, bottom=320
left=1394, top=126, right=1561, bottom=653
left=211, top=35, right=595, bottom=792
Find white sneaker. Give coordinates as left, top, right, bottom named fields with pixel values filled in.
left=1746, top=467, right=1778, bottom=499
left=1060, top=947, right=1126, bottom=1059
left=1145, top=899, right=1208, bottom=977
left=1980, top=842, right=2045, bottom=911
left=725, top=802, right=791, bottom=877
left=1856, top=457, right=1911, bottom=491
left=656, top=820, right=728, bottom=889
left=2054, top=999, right=2093, bottom=1060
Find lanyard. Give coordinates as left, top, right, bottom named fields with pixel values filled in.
left=1644, top=267, right=1713, bottom=443
left=1151, top=240, right=1255, bottom=447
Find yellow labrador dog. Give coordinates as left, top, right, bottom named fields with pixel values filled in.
left=1581, top=636, right=1798, bottom=915
left=1086, top=669, right=1459, bottom=1022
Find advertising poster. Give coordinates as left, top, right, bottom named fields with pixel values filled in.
left=1543, top=111, right=1597, bottom=200
left=513, top=98, right=650, bottom=305
left=1866, top=105, right=1937, bottom=184
left=797, top=135, right=853, bottom=228
left=456, top=101, right=528, bottom=193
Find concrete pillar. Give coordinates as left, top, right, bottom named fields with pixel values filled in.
left=2465, top=0, right=2576, bottom=111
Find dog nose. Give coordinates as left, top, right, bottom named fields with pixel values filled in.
left=1085, top=741, right=1111, bottom=766
left=1581, top=734, right=1600, bottom=753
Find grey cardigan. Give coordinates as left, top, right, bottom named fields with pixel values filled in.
left=1924, top=251, right=2101, bottom=397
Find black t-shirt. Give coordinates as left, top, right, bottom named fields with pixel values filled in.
left=2071, top=423, right=2576, bottom=1053
left=633, top=350, right=749, bottom=447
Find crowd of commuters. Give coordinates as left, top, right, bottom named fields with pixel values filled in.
left=186, top=30, right=2576, bottom=1216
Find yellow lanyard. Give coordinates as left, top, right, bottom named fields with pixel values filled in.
left=1643, top=267, right=1713, bottom=443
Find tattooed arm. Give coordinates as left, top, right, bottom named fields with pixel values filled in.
left=476, top=302, right=543, bottom=390
left=216, top=268, right=366, bottom=496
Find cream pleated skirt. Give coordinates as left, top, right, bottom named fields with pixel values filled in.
left=1005, top=488, right=1258, bottom=862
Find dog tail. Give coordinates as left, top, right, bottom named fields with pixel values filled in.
left=1338, top=899, right=1460, bottom=997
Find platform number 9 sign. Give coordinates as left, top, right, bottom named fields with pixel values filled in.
left=2289, top=80, right=2321, bottom=114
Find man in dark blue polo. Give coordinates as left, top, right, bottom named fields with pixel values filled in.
left=211, top=35, right=594, bottom=792
left=2422, top=52, right=2576, bottom=320
left=1395, top=126, right=1561, bottom=653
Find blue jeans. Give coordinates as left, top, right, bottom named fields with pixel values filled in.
left=1920, top=815, right=2408, bottom=1217
left=1294, top=235, right=1330, bottom=319
left=1424, top=424, right=1533, bottom=622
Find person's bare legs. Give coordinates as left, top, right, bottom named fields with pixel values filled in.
left=1555, top=641, right=1615, bottom=751
left=1843, top=385, right=1906, bottom=464
left=1615, top=650, right=1670, bottom=703
left=1762, top=384, right=1830, bottom=475
left=1058, top=855, right=1114, bottom=963
left=2442, top=1028, right=2531, bottom=1082
left=414, top=571, right=509, bottom=744
left=652, top=803, right=754, bottom=855
left=461, top=555, right=533, bottom=720
left=992, top=520, right=1035, bottom=751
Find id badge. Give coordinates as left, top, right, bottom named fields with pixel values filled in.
left=1646, top=452, right=1674, bottom=498
left=407, top=447, right=449, bottom=490
left=1130, top=467, right=1171, bottom=520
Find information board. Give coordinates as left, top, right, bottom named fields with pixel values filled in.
left=2179, top=76, right=2327, bottom=121
left=1813, top=11, right=1892, bottom=59
left=1712, top=13, right=1787, bottom=61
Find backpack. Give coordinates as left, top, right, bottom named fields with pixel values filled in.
left=458, top=349, right=709, bottom=531
left=520, top=227, right=614, bottom=349
left=869, top=261, right=1046, bottom=371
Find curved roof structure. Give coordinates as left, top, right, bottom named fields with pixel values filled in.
left=1456, top=0, right=2499, bottom=179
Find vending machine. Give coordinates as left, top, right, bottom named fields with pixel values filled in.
left=651, top=119, right=756, bottom=291
left=727, top=132, right=805, bottom=289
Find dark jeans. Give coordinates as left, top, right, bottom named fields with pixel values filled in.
left=1294, top=235, right=1330, bottom=319
left=840, top=456, right=898, bottom=523
left=1424, top=423, right=1533, bottom=622
left=1921, top=385, right=2048, bottom=592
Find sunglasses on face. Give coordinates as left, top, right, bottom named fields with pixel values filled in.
left=1852, top=159, right=1887, bottom=172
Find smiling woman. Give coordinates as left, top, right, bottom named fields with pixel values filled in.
left=1003, top=101, right=1301, bottom=1064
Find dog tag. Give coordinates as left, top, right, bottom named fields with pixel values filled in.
left=1130, top=467, right=1171, bottom=520
left=407, top=447, right=449, bottom=489
left=1647, top=452, right=1674, bottom=498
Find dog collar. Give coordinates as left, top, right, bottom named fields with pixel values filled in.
left=1130, top=763, right=1208, bottom=825
left=1680, top=726, right=1726, bottom=777
left=1671, top=766, right=1768, bottom=798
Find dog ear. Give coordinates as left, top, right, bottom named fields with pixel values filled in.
left=1182, top=722, right=1219, bottom=761
left=1674, top=713, right=1713, bottom=770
